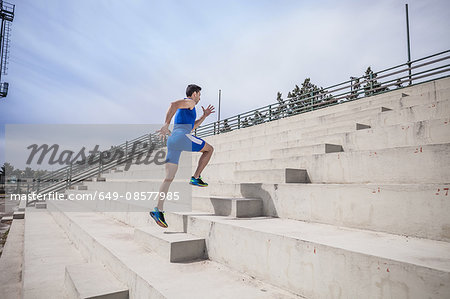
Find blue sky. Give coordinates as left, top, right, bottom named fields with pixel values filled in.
left=1, top=0, right=450, bottom=166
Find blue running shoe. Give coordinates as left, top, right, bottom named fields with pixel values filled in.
left=190, top=176, right=208, bottom=187
left=149, top=207, right=168, bottom=228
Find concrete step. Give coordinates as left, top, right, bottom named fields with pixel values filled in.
left=274, top=78, right=448, bottom=125
left=47, top=200, right=300, bottom=298
left=81, top=179, right=190, bottom=192
left=207, top=106, right=382, bottom=145
left=192, top=196, right=263, bottom=217
left=211, top=143, right=450, bottom=184
left=234, top=169, right=310, bottom=184
left=102, top=168, right=191, bottom=180
left=276, top=83, right=449, bottom=126
left=206, top=116, right=449, bottom=165
left=206, top=122, right=368, bottom=164
left=23, top=209, right=86, bottom=299
left=134, top=226, right=206, bottom=262
left=207, top=98, right=450, bottom=151
left=1, top=215, right=13, bottom=222
left=275, top=117, right=450, bottom=153
left=0, top=218, right=24, bottom=299
left=300, top=122, right=371, bottom=139
left=35, top=202, right=47, bottom=209
left=205, top=96, right=450, bottom=146
left=167, top=211, right=450, bottom=298
left=65, top=263, right=128, bottom=299
left=19, top=199, right=27, bottom=211
left=64, top=189, right=263, bottom=220
left=191, top=182, right=450, bottom=242
left=271, top=143, right=343, bottom=159
left=13, top=211, right=25, bottom=219
left=257, top=106, right=379, bottom=137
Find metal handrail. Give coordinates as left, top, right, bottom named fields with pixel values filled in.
left=194, top=49, right=450, bottom=137
left=24, top=132, right=167, bottom=205
left=15, top=49, right=450, bottom=203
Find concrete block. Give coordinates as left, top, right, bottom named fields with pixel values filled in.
left=96, top=177, right=106, bottom=182
left=65, top=263, right=128, bottom=299
left=77, top=185, right=88, bottom=190
left=134, top=227, right=206, bottom=262
left=356, top=123, right=371, bottom=130
left=193, top=196, right=263, bottom=217
left=271, top=143, right=343, bottom=159
left=35, top=202, right=47, bottom=209
left=1, top=216, right=13, bottom=222
left=234, top=168, right=309, bottom=184
left=13, top=211, right=24, bottom=219
left=19, top=199, right=27, bottom=211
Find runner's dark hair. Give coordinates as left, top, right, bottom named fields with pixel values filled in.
left=186, top=84, right=202, bottom=97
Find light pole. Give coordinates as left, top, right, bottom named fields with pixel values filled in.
left=405, top=3, right=412, bottom=85
left=218, top=89, right=221, bottom=122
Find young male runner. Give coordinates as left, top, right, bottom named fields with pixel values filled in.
left=150, top=84, right=215, bottom=228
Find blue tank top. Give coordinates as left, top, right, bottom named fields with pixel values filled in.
left=173, top=101, right=196, bottom=132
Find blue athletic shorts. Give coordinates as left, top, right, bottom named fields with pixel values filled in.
left=165, top=130, right=206, bottom=164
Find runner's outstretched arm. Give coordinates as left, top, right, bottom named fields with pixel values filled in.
left=192, top=104, right=215, bottom=131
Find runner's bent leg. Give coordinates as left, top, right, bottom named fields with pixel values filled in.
left=193, top=142, right=214, bottom=178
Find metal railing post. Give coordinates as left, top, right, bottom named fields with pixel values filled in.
left=98, top=154, right=102, bottom=174
left=69, top=162, right=73, bottom=186
left=369, top=72, right=374, bottom=95
left=65, top=168, right=69, bottom=189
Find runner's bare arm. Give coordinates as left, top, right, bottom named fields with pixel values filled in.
left=192, top=114, right=207, bottom=131
left=157, top=99, right=196, bottom=137
left=163, top=99, right=195, bottom=125
left=192, top=104, right=215, bottom=131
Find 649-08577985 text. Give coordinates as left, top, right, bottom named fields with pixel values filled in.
left=10, top=191, right=180, bottom=201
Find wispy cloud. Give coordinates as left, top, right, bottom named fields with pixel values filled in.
left=1, top=0, right=450, bottom=165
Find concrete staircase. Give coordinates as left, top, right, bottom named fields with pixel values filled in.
left=19, top=77, right=450, bottom=298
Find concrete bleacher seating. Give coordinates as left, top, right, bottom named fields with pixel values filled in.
left=15, top=77, right=450, bottom=298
